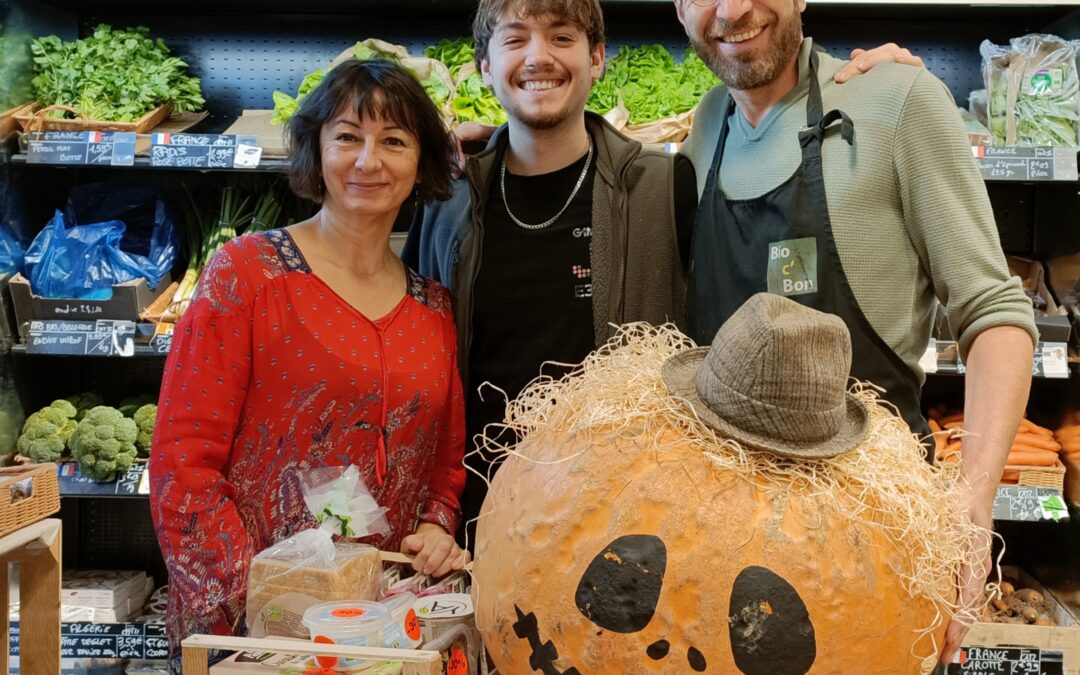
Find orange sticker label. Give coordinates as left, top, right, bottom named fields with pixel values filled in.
left=405, top=608, right=421, bottom=641
left=313, top=635, right=337, bottom=669
left=331, top=607, right=365, bottom=618
left=447, top=646, right=468, bottom=675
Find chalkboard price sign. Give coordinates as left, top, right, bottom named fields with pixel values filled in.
left=57, top=461, right=148, bottom=496
left=150, top=132, right=260, bottom=169
left=992, top=486, right=1069, bottom=522
left=26, top=131, right=137, bottom=166
left=948, top=647, right=1064, bottom=675
left=26, top=319, right=136, bottom=357
left=973, top=146, right=1078, bottom=182
left=10, top=621, right=167, bottom=659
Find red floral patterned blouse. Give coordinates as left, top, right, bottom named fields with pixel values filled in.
left=149, top=230, right=465, bottom=664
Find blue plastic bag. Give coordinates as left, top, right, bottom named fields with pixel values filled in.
left=65, top=182, right=177, bottom=282
left=24, top=211, right=172, bottom=300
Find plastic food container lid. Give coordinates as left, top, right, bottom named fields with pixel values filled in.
left=413, top=593, right=474, bottom=619
left=302, top=600, right=390, bottom=635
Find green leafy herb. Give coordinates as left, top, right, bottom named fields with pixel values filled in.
left=30, top=24, right=204, bottom=122
left=588, top=45, right=720, bottom=125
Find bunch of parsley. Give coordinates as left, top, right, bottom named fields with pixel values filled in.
left=30, top=24, right=204, bottom=122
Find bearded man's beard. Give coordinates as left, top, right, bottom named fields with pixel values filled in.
left=689, top=7, right=803, bottom=90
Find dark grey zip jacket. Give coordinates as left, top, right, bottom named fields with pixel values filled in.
left=402, top=112, right=686, bottom=392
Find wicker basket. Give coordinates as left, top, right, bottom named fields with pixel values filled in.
left=15, top=102, right=172, bottom=133
left=1006, top=458, right=1067, bottom=491
left=1, top=102, right=34, bottom=139
left=0, top=463, right=60, bottom=539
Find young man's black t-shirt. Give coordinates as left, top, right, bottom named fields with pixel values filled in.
left=459, top=138, right=696, bottom=546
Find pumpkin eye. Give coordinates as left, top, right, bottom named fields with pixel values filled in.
left=574, top=534, right=667, bottom=633
left=728, top=566, right=816, bottom=675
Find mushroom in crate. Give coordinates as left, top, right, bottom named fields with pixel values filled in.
left=472, top=294, right=985, bottom=674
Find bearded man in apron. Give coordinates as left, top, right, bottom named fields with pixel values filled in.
left=674, top=0, right=1037, bottom=666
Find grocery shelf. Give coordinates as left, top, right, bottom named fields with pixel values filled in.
left=10, top=152, right=290, bottom=173
left=922, top=340, right=1073, bottom=379
left=10, top=343, right=166, bottom=357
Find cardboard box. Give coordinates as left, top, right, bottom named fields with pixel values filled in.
left=222, top=111, right=288, bottom=158
left=61, top=570, right=148, bottom=609
left=8, top=272, right=169, bottom=336
left=960, top=566, right=1080, bottom=675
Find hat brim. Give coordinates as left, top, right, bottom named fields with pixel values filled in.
left=661, top=348, right=871, bottom=460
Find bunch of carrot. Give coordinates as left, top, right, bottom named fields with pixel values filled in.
left=1053, top=411, right=1080, bottom=463
left=926, top=408, right=1064, bottom=483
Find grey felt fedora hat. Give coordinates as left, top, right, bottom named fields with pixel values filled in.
left=662, top=293, right=871, bottom=459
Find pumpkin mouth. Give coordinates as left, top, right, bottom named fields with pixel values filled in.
left=513, top=604, right=709, bottom=673
left=513, top=605, right=582, bottom=675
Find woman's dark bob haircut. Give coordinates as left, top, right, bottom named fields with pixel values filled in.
left=286, top=59, right=456, bottom=204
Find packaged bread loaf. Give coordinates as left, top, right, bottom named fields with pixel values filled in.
left=247, top=466, right=391, bottom=639
left=247, top=535, right=382, bottom=638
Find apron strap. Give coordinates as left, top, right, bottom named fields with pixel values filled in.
left=799, top=108, right=855, bottom=148
left=801, top=49, right=855, bottom=148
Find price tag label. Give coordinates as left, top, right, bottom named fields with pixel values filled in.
left=150, top=322, right=175, bottom=354
left=234, top=143, right=263, bottom=168
left=151, top=133, right=260, bottom=169
left=973, top=146, right=1078, bottom=182
left=919, top=338, right=938, bottom=374
left=26, top=131, right=136, bottom=166
left=949, top=646, right=1064, bottom=674
left=138, top=464, right=151, bottom=495
left=1038, top=342, right=1069, bottom=379
left=26, top=319, right=136, bottom=357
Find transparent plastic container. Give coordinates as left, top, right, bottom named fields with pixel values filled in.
left=302, top=600, right=391, bottom=670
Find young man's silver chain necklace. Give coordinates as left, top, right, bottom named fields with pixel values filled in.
left=500, top=141, right=594, bottom=231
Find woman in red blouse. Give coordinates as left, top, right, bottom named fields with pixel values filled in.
left=149, top=60, right=466, bottom=667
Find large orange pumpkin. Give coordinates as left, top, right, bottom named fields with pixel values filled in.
left=472, top=427, right=948, bottom=674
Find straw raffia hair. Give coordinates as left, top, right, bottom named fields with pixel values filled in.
left=468, top=323, right=997, bottom=664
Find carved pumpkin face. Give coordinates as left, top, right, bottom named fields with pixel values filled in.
left=473, top=429, right=945, bottom=674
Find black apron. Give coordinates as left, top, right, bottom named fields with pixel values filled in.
left=687, top=49, right=932, bottom=444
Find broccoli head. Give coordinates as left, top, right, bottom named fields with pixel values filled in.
left=17, top=399, right=79, bottom=463
left=132, top=403, right=157, bottom=457
left=66, top=392, right=105, bottom=420
left=69, top=406, right=138, bottom=482
left=118, top=394, right=156, bottom=418
left=0, top=410, right=19, bottom=459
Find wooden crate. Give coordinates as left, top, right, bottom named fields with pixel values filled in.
left=960, top=566, right=1080, bottom=675
left=182, top=635, right=442, bottom=675
left=15, top=102, right=172, bottom=134
left=0, top=518, right=62, bottom=675
left=0, top=463, right=59, bottom=539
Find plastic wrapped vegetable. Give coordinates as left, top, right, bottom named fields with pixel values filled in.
left=17, top=399, right=78, bottom=463
left=982, top=34, right=1080, bottom=147
left=69, top=405, right=138, bottom=482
